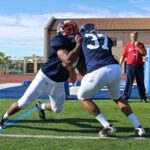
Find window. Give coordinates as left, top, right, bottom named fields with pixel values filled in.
left=111, top=38, right=117, bottom=47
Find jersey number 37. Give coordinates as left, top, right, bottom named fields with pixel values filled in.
left=84, top=33, right=109, bottom=50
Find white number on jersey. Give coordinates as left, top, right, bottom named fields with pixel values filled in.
left=84, top=33, right=109, bottom=50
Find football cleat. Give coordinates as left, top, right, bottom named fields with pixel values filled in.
left=35, top=101, right=45, bottom=120
left=99, top=124, right=116, bottom=137
left=135, top=126, right=145, bottom=137
left=0, top=117, right=8, bottom=129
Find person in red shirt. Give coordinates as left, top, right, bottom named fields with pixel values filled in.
left=120, top=31, right=147, bottom=102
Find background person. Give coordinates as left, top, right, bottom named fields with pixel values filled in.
left=120, top=31, right=147, bottom=102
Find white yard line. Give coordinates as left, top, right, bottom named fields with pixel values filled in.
left=0, top=134, right=148, bottom=140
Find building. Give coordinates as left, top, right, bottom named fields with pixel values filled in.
left=23, top=55, right=44, bottom=74
left=44, top=17, right=150, bottom=73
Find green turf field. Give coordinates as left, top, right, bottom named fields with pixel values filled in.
left=0, top=99, right=150, bottom=150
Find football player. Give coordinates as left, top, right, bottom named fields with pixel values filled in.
left=0, top=20, right=82, bottom=128
left=77, top=23, right=145, bottom=137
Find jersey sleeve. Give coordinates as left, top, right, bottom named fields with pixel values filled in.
left=106, top=36, right=114, bottom=49
left=51, top=35, right=68, bottom=50
left=108, top=37, right=114, bottom=47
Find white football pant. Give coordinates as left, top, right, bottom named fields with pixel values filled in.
left=77, top=64, right=121, bottom=100
left=18, top=69, right=66, bottom=113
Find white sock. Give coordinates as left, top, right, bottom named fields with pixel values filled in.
left=3, top=112, right=9, bottom=119
left=128, top=113, right=140, bottom=128
left=40, top=104, right=45, bottom=110
left=96, top=113, right=110, bottom=128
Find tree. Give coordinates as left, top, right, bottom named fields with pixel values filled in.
left=0, top=52, right=12, bottom=74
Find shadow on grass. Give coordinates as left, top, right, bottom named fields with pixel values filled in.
left=8, top=125, right=101, bottom=133
left=5, top=125, right=150, bottom=137
left=5, top=118, right=150, bottom=137
left=5, top=118, right=117, bottom=133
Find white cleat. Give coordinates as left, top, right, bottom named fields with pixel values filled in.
left=135, top=126, right=145, bottom=137
left=99, top=124, right=116, bottom=137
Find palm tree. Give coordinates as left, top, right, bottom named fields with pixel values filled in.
left=0, top=52, right=11, bottom=74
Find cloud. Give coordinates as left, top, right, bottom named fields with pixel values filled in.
left=0, top=14, right=47, bottom=59
left=117, top=11, right=150, bottom=17
left=0, top=16, right=16, bottom=26
left=129, top=0, right=150, bottom=12
left=49, top=12, right=99, bottom=18
left=0, top=7, right=150, bottom=59
left=70, top=4, right=88, bottom=11
left=135, top=5, right=150, bottom=12
left=70, top=4, right=111, bottom=17
left=0, top=14, right=48, bottom=41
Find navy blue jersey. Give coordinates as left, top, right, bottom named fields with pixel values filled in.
left=81, top=32, right=118, bottom=73
left=41, top=34, right=76, bottom=82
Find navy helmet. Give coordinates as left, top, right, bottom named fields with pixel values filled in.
left=57, top=20, right=79, bottom=36
left=79, top=23, right=97, bottom=35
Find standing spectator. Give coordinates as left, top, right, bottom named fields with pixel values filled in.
left=120, top=31, right=147, bottom=102
left=77, top=24, right=145, bottom=137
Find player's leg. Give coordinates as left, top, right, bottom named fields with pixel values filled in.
left=79, top=99, right=116, bottom=137
left=35, top=74, right=56, bottom=119
left=36, top=81, right=66, bottom=119
left=77, top=67, right=116, bottom=136
left=113, top=98, right=145, bottom=136
left=49, top=82, right=66, bottom=113
left=35, top=72, right=66, bottom=119
left=108, top=64, right=145, bottom=136
left=0, top=70, right=48, bottom=128
left=107, top=64, right=131, bottom=115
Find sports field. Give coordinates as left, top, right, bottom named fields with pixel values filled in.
left=0, top=100, right=150, bottom=150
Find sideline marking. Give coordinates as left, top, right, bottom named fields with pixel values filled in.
left=0, top=134, right=148, bottom=140
left=0, top=108, right=37, bottom=132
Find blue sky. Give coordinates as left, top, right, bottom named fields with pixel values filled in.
left=0, top=0, right=150, bottom=59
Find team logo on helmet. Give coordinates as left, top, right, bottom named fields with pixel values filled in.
left=57, top=20, right=79, bottom=36
left=79, top=23, right=97, bottom=34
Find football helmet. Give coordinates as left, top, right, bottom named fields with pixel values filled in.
left=57, top=20, right=79, bottom=36
left=79, top=23, right=97, bottom=34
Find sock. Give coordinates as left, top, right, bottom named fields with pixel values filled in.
left=3, top=112, right=9, bottom=119
left=96, top=113, right=110, bottom=128
left=40, top=104, right=45, bottom=110
left=128, top=113, right=140, bottom=128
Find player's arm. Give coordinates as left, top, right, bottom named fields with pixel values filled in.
left=57, top=48, right=78, bottom=83
left=57, top=34, right=82, bottom=66
left=57, top=49, right=74, bottom=70
left=76, top=60, right=86, bottom=77
left=135, top=42, right=147, bottom=56
left=67, top=34, right=82, bottom=63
